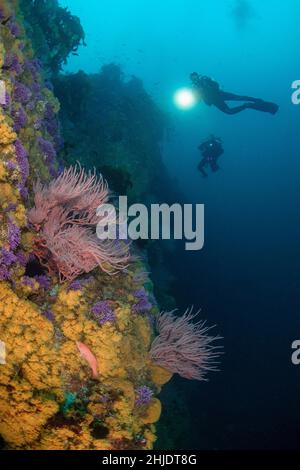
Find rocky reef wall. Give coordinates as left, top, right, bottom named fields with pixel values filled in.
left=0, top=0, right=171, bottom=450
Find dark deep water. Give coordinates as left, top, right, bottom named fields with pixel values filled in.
left=60, top=0, right=300, bottom=449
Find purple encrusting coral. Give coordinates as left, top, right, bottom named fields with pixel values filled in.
left=135, top=386, right=153, bottom=406
left=14, top=82, right=31, bottom=104
left=25, top=58, right=41, bottom=77
left=44, top=104, right=57, bottom=135
left=0, top=248, right=17, bottom=266
left=15, top=251, right=28, bottom=267
left=8, top=20, right=21, bottom=37
left=14, top=139, right=29, bottom=196
left=13, top=106, right=27, bottom=131
left=3, top=91, right=11, bottom=109
left=91, top=301, right=115, bottom=325
left=33, top=118, right=43, bottom=131
left=132, top=288, right=152, bottom=314
left=8, top=221, right=21, bottom=250
left=44, top=104, right=63, bottom=151
left=0, top=249, right=17, bottom=280
left=0, top=266, right=10, bottom=281
left=35, top=275, right=51, bottom=290
left=49, top=165, right=59, bottom=178
left=43, top=310, right=55, bottom=322
left=3, top=203, right=17, bottom=212
left=4, top=53, right=23, bottom=75
left=67, top=280, right=82, bottom=292
left=5, top=161, right=17, bottom=172
left=67, top=277, right=92, bottom=292
left=31, top=80, right=41, bottom=95
left=26, top=101, right=35, bottom=112
left=22, top=276, right=35, bottom=288
left=37, top=137, right=56, bottom=165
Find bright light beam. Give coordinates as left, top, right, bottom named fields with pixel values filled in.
left=174, top=87, right=197, bottom=110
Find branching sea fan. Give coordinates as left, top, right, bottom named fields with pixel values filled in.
left=28, top=165, right=130, bottom=281
left=150, top=308, right=222, bottom=381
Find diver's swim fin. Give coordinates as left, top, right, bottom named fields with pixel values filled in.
left=248, top=101, right=279, bottom=115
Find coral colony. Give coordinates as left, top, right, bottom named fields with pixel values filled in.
left=91, top=301, right=116, bottom=325
left=0, top=0, right=221, bottom=450
left=135, top=386, right=154, bottom=406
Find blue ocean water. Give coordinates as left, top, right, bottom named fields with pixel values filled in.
left=60, top=0, right=300, bottom=449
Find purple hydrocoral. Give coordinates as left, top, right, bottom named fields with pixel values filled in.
left=4, top=53, right=23, bottom=75
left=49, top=165, right=59, bottom=179
left=0, top=249, right=17, bottom=280
left=43, top=310, right=55, bottom=322
left=67, top=277, right=92, bottom=292
left=14, top=82, right=31, bottom=104
left=26, top=102, right=35, bottom=112
left=3, top=203, right=17, bottom=212
left=22, top=276, right=35, bottom=287
left=44, top=104, right=57, bottom=136
left=6, top=161, right=17, bottom=172
left=3, top=91, right=11, bottom=109
left=37, top=137, right=56, bottom=165
left=25, top=58, right=41, bottom=78
left=0, top=248, right=17, bottom=266
left=132, top=288, right=152, bottom=314
left=14, top=139, right=29, bottom=196
left=13, top=106, right=27, bottom=132
left=33, top=119, right=43, bottom=131
left=135, top=386, right=153, bottom=406
left=15, top=251, right=27, bottom=267
left=0, top=266, right=10, bottom=281
left=8, top=21, right=21, bottom=37
left=44, top=104, right=63, bottom=152
left=67, top=280, right=82, bottom=292
left=31, top=80, right=41, bottom=94
left=8, top=221, right=21, bottom=250
left=35, top=275, right=51, bottom=290
left=91, top=301, right=115, bottom=325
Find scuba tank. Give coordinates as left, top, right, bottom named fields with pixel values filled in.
left=200, top=76, right=220, bottom=90
left=199, top=76, right=220, bottom=105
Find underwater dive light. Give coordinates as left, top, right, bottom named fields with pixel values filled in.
left=174, top=87, right=197, bottom=109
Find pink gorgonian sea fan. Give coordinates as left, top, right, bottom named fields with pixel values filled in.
left=149, top=308, right=222, bottom=381
left=29, top=165, right=130, bottom=281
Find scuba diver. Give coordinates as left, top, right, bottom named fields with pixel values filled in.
left=190, top=73, right=279, bottom=115
left=198, top=135, right=224, bottom=177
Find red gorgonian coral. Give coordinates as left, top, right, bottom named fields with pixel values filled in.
left=149, top=308, right=221, bottom=381
left=28, top=165, right=130, bottom=281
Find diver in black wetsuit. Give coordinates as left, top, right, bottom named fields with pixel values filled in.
left=198, top=136, right=224, bottom=177
left=190, top=73, right=279, bottom=115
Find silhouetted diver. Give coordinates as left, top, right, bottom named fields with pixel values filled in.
left=190, top=73, right=279, bottom=115
left=198, top=135, right=224, bottom=177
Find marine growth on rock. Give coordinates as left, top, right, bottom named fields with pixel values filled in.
left=0, top=0, right=220, bottom=451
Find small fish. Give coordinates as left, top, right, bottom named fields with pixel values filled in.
left=76, top=341, right=98, bottom=378
left=71, top=53, right=79, bottom=56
